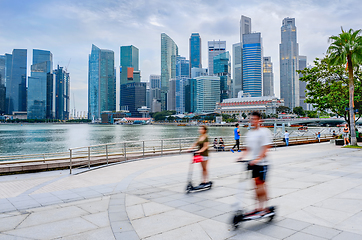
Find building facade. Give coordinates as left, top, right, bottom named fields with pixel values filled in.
left=263, top=56, right=274, bottom=96
left=88, top=44, right=115, bottom=120
left=195, top=76, right=220, bottom=113
left=208, top=40, right=226, bottom=76
left=240, top=15, right=252, bottom=42
left=161, top=33, right=178, bottom=111
left=0, top=55, right=5, bottom=114
left=298, top=56, right=307, bottom=109
left=54, top=65, right=70, bottom=120
left=175, top=56, right=189, bottom=114
left=213, top=52, right=231, bottom=101
left=189, top=33, right=202, bottom=76
left=184, top=78, right=197, bottom=113
left=5, top=49, right=27, bottom=114
left=280, top=17, right=299, bottom=109
left=191, top=68, right=208, bottom=79
left=149, top=74, right=161, bottom=112
left=232, top=43, right=242, bottom=98
left=120, top=82, right=146, bottom=117
left=242, top=33, right=263, bottom=97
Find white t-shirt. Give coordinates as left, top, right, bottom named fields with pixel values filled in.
left=284, top=132, right=290, bottom=138
left=245, top=127, right=272, bottom=166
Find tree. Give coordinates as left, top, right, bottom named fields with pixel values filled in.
left=327, top=28, right=362, bottom=145
left=242, top=113, right=247, bottom=119
left=276, top=106, right=291, bottom=114
left=293, top=106, right=305, bottom=117
left=298, top=57, right=362, bottom=126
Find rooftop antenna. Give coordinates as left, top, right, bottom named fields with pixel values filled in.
left=65, top=58, right=71, bottom=72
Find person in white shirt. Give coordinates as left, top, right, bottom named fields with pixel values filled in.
left=284, top=130, right=290, bottom=146
left=238, top=111, right=272, bottom=214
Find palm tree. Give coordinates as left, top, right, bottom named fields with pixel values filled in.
left=327, top=28, right=362, bottom=145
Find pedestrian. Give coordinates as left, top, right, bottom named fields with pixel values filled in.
left=284, top=130, right=290, bottom=146
left=213, top=138, right=218, bottom=150
left=316, top=132, right=321, bottom=143
left=188, top=125, right=210, bottom=185
left=332, top=130, right=336, bottom=138
left=219, top=138, right=225, bottom=151
left=343, top=124, right=350, bottom=146
left=237, top=112, right=272, bottom=214
left=231, top=123, right=240, bottom=153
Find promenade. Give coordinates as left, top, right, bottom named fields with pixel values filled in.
left=0, top=143, right=361, bottom=239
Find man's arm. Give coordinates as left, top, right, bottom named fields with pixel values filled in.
left=250, top=144, right=271, bottom=165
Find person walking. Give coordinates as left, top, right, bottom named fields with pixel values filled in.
left=237, top=111, right=272, bottom=214
left=343, top=124, right=350, bottom=146
left=188, top=125, right=210, bottom=185
left=231, top=123, right=240, bottom=153
left=284, top=130, right=290, bottom=146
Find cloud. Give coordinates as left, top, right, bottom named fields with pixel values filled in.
left=0, top=0, right=362, bottom=111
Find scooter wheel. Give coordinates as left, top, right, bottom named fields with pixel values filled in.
left=268, top=215, right=275, bottom=222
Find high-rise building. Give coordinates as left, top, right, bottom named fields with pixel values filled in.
left=208, top=40, right=226, bottom=76
left=120, top=82, right=146, bottom=117
left=5, top=49, right=27, bottom=114
left=214, top=52, right=231, bottom=101
left=167, top=79, right=176, bottom=111
left=161, top=33, right=178, bottom=111
left=189, top=33, right=202, bottom=76
left=263, top=57, right=274, bottom=96
left=196, top=76, right=220, bottom=113
left=184, top=78, right=197, bottom=113
left=242, top=33, right=263, bottom=97
left=175, top=56, right=189, bottom=114
left=232, top=43, right=242, bottom=98
left=240, top=15, right=252, bottom=42
left=27, top=49, right=54, bottom=119
left=191, top=68, right=208, bottom=79
left=280, top=17, right=299, bottom=109
left=88, top=44, right=115, bottom=120
left=149, top=74, right=161, bottom=112
left=54, top=65, right=70, bottom=120
left=299, top=56, right=307, bottom=109
left=0, top=55, right=5, bottom=114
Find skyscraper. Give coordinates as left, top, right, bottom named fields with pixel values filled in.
left=149, top=74, right=161, bottom=112
left=54, top=65, right=70, bottom=120
left=240, top=15, right=252, bottom=42
left=196, top=76, right=220, bottom=113
left=88, top=44, right=115, bottom=120
left=189, top=33, right=202, bottom=76
left=161, top=33, right=178, bottom=111
left=184, top=78, right=197, bottom=113
left=5, top=49, right=27, bottom=114
left=0, top=55, right=5, bottom=114
left=120, top=82, right=146, bottom=117
left=299, top=56, right=307, bottom=109
left=280, top=17, right=299, bottom=109
left=213, top=52, right=231, bottom=101
left=175, top=56, right=189, bottom=114
left=208, top=40, right=226, bottom=76
left=242, top=33, right=263, bottom=97
left=263, top=57, right=274, bottom=96
left=232, top=43, right=242, bottom=98
left=27, top=49, right=54, bottom=119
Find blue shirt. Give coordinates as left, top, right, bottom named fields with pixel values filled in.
left=234, top=127, right=240, bottom=140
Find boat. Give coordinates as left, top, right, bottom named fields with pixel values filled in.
left=177, top=123, right=187, bottom=126
left=298, top=126, right=308, bottom=131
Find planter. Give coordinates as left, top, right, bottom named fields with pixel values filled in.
left=335, top=139, right=344, bottom=146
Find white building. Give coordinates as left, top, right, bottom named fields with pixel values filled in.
left=208, top=40, right=226, bottom=76
left=195, top=76, right=220, bottom=113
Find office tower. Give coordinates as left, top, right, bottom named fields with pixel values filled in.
left=242, top=33, right=263, bottom=97
left=5, top=49, right=27, bottom=114
left=167, top=79, right=176, bottom=111
left=175, top=56, right=190, bottom=114
left=27, top=49, right=54, bottom=119
left=149, top=74, right=161, bottom=112
left=0, top=55, right=5, bottom=114
left=280, top=17, right=299, bottom=109
left=214, top=52, right=231, bottom=101
left=195, top=76, right=220, bottom=113
left=232, top=43, right=242, bottom=98
left=299, top=56, right=307, bottom=109
left=120, top=82, right=146, bottom=117
left=240, top=15, right=252, bottom=42
left=54, top=65, right=70, bottom=120
left=184, top=78, right=197, bottom=113
left=161, top=33, right=178, bottom=111
left=263, top=57, right=274, bottom=96
left=191, top=68, right=208, bottom=78
left=146, top=88, right=151, bottom=109
left=208, top=40, right=226, bottom=76
left=88, top=44, right=115, bottom=120
left=189, top=33, right=202, bottom=76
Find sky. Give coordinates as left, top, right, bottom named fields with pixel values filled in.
left=0, top=0, right=361, bottom=113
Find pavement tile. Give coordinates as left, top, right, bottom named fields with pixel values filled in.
left=257, top=224, right=296, bottom=239
left=126, top=204, right=144, bottom=220
left=142, top=202, right=174, bottom=216
left=0, top=233, right=34, bottom=240
left=178, top=203, right=205, bottom=213
left=0, top=214, right=29, bottom=232
left=284, top=232, right=326, bottom=240
left=111, top=220, right=135, bottom=232
left=332, top=231, right=362, bottom=240
left=56, top=227, right=115, bottom=240
left=109, top=211, right=129, bottom=222
left=194, top=208, right=224, bottom=218
left=163, top=199, right=189, bottom=208
left=274, top=218, right=312, bottom=231
left=302, top=224, right=341, bottom=239
left=82, top=211, right=109, bottom=228
left=125, top=195, right=149, bottom=206
left=228, top=229, right=278, bottom=240
left=76, top=197, right=110, bottom=214
left=113, top=231, right=139, bottom=240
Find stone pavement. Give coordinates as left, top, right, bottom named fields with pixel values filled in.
left=0, top=142, right=361, bottom=239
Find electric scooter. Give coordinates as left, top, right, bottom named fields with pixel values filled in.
left=231, top=160, right=276, bottom=229
left=186, top=152, right=212, bottom=194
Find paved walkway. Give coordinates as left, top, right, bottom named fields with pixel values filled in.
left=0, top=143, right=361, bottom=239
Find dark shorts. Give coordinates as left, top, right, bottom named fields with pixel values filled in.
left=251, top=165, right=268, bottom=182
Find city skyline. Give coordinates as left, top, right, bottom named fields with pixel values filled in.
left=0, top=0, right=361, bottom=112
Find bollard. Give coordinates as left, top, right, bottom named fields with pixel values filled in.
left=88, top=147, right=90, bottom=169
left=124, top=142, right=127, bottom=160
left=106, top=145, right=108, bottom=165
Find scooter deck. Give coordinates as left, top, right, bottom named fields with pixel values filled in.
left=232, top=206, right=276, bottom=229
left=186, top=182, right=213, bottom=193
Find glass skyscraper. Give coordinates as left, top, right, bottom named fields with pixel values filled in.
left=161, top=33, right=178, bottom=111
left=263, top=57, right=274, bottom=96
left=189, top=33, right=202, bottom=76
left=120, top=82, right=146, bottom=117
left=299, top=56, right=307, bottom=109
left=280, top=17, right=299, bottom=109
left=175, top=56, right=189, bottom=114
left=208, top=40, right=226, bottom=76
left=242, top=33, right=263, bottom=97
left=196, top=76, right=220, bottom=113
left=88, top=44, right=115, bottom=120
left=54, top=65, right=70, bottom=120
left=232, top=43, right=242, bottom=98
left=213, top=52, right=231, bottom=101
left=27, top=49, right=54, bottom=119
left=0, top=55, right=5, bottom=114
left=5, top=49, right=27, bottom=114
left=184, top=78, right=197, bottom=113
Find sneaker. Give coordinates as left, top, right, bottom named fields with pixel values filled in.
left=238, top=150, right=241, bottom=152
left=343, top=145, right=346, bottom=146
left=230, top=149, right=234, bottom=153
